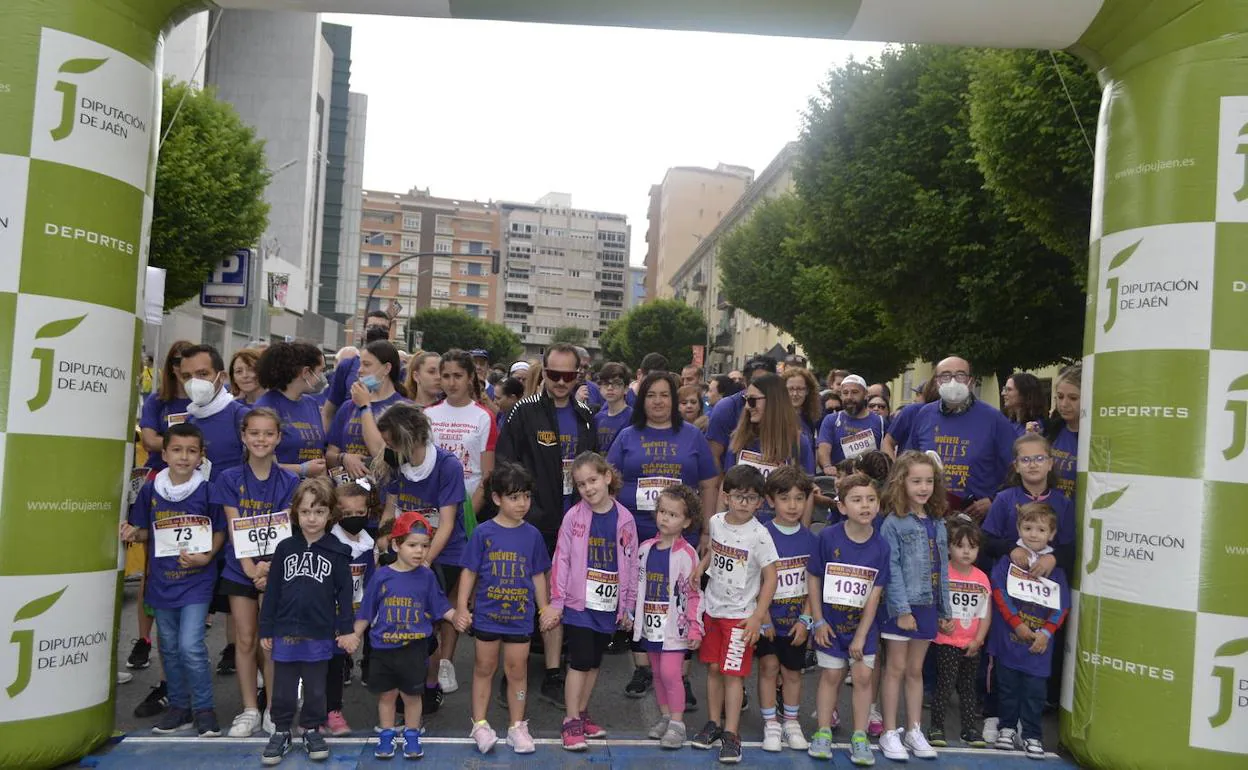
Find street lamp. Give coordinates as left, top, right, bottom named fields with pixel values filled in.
left=362, top=252, right=447, bottom=347
left=245, top=158, right=301, bottom=344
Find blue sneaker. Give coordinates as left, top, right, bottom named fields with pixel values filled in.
left=402, top=728, right=423, bottom=759
left=375, top=728, right=397, bottom=759
left=808, top=727, right=834, bottom=760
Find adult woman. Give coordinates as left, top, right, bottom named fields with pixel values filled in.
left=523, top=362, right=544, bottom=397
left=327, top=340, right=409, bottom=481
left=723, top=373, right=816, bottom=524
left=139, top=340, right=194, bottom=474
left=1044, top=364, right=1081, bottom=501
left=868, top=395, right=892, bottom=421
left=784, top=366, right=823, bottom=439
left=254, top=341, right=329, bottom=479
left=404, top=351, right=443, bottom=408
left=677, top=384, right=708, bottom=432
left=229, top=348, right=264, bottom=404
left=1001, top=372, right=1047, bottom=436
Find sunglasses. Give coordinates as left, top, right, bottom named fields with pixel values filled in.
left=545, top=369, right=579, bottom=384
left=745, top=395, right=766, bottom=408
left=868, top=402, right=888, bottom=410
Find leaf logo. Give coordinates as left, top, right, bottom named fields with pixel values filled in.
left=50, top=57, right=108, bottom=141
left=1209, top=636, right=1248, bottom=728
left=58, top=58, right=107, bottom=75
left=1101, top=240, right=1141, bottom=333
left=1084, top=485, right=1128, bottom=575
left=1236, top=121, right=1248, bottom=203
left=1223, top=373, right=1248, bottom=462
left=6, top=588, right=66, bottom=698
left=27, top=315, right=86, bottom=412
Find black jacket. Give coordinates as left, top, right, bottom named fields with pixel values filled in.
left=496, top=389, right=596, bottom=535
left=259, top=532, right=354, bottom=640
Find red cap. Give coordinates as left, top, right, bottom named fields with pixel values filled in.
left=392, top=511, right=433, bottom=540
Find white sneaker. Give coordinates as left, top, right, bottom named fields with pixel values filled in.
left=228, top=708, right=261, bottom=737
left=762, top=720, right=783, bottom=752
left=782, top=720, right=809, bottom=750
left=982, top=717, right=999, bottom=743
left=262, top=708, right=276, bottom=736
left=438, top=658, right=459, bottom=694
left=879, top=729, right=909, bottom=761
left=116, top=671, right=133, bottom=685
left=996, top=727, right=1018, bottom=751
left=903, top=725, right=937, bottom=759
left=1024, top=738, right=1045, bottom=758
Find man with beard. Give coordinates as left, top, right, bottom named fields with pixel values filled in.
left=816, top=374, right=886, bottom=475
left=902, top=356, right=1016, bottom=520
left=323, top=310, right=391, bottom=424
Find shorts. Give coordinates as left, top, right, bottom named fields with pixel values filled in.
left=565, top=625, right=611, bottom=672
left=881, top=602, right=938, bottom=641
left=816, top=650, right=877, bottom=670
left=699, top=615, right=754, bottom=678
left=472, top=628, right=531, bottom=645
left=756, top=632, right=807, bottom=672
left=630, top=637, right=694, bottom=659
left=219, top=578, right=260, bottom=601
left=367, top=640, right=432, bottom=695
left=210, top=562, right=231, bottom=613
left=436, top=564, right=463, bottom=595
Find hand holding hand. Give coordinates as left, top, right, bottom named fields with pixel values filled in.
left=897, top=613, right=917, bottom=632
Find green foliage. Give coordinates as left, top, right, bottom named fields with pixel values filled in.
left=603, top=300, right=706, bottom=371
left=408, top=308, right=522, bottom=363
left=599, top=318, right=633, bottom=367
left=550, top=326, right=590, bottom=346
left=151, top=80, right=271, bottom=309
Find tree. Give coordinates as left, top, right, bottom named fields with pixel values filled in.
left=599, top=318, right=633, bottom=368
left=550, top=326, right=589, bottom=346
left=407, top=307, right=522, bottom=363
left=151, top=79, right=271, bottom=309
left=610, top=299, right=707, bottom=372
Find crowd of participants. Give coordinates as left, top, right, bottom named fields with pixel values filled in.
left=119, top=308, right=1083, bottom=765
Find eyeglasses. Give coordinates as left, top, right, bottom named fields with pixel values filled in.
left=935, top=372, right=971, bottom=384
left=786, top=387, right=808, bottom=396
left=868, top=402, right=888, bottom=411
left=745, top=395, right=766, bottom=408
left=1018, top=455, right=1050, bottom=466
left=545, top=369, right=579, bottom=384
left=600, top=379, right=626, bottom=388
left=728, top=493, right=762, bottom=506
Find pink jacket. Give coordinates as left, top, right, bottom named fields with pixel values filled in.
left=549, top=499, right=639, bottom=623
left=631, top=537, right=704, bottom=651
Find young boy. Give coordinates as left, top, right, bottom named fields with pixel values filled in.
left=690, top=465, right=778, bottom=765
left=806, top=472, right=890, bottom=766
left=120, top=423, right=226, bottom=737
left=930, top=515, right=991, bottom=748
left=758, top=466, right=817, bottom=753
left=342, top=512, right=455, bottom=760
left=989, top=502, right=1069, bottom=758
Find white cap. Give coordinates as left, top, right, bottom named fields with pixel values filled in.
left=509, top=361, right=531, bottom=376
left=841, top=374, right=868, bottom=390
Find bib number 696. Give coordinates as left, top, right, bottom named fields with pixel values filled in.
left=712, top=553, right=734, bottom=572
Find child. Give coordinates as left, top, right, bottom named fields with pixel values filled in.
left=807, top=472, right=891, bottom=765
left=690, top=464, right=779, bottom=765
left=120, top=423, right=226, bottom=737
left=453, top=462, right=552, bottom=755
left=593, top=362, right=634, bottom=453
left=758, top=466, right=817, bottom=753
left=258, top=478, right=354, bottom=766
left=989, top=503, right=1069, bottom=757
left=929, top=515, right=990, bottom=748
left=546, top=452, right=640, bottom=750
left=877, top=450, right=952, bottom=761
left=322, top=481, right=379, bottom=735
left=632, top=484, right=704, bottom=750
left=343, top=511, right=455, bottom=760
left=981, top=434, right=1076, bottom=578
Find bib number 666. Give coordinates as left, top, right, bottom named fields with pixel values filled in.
left=247, top=527, right=279, bottom=543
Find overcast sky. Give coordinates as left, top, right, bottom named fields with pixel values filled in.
left=323, top=14, right=884, bottom=264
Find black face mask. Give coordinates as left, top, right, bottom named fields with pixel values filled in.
left=383, top=447, right=401, bottom=469
left=339, top=515, right=368, bottom=535
left=363, top=324, right=389, bottom=344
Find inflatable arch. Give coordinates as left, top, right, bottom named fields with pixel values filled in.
left=0, top=0, right=1245, bottom=767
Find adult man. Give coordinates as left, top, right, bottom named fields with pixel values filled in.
left=902, top=356, right=1016, bottom=518
left=626, top=352, right=668, bottom=407
left=180, top=344, right=251, bottom=477
left=323, top=310, right=391, bottom=424
left=817, top=374, right=887, bottom=474
left=680, top=364, right=704, bottom=388
left=706, top=355, right=777, bottom=467
left=707, top=374, right=741, bottom=407
left=495, top=343, right=597, bottom=706
left=727, top=370, right=745, bottom=387
left=573, top=345, right=604, bottom=410
left=868, top=382, right=891, bottom=407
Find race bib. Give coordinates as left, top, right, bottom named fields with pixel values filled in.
left=709, top=539, right=748, bottom=589
left=737, top=450, right=779, bottom=478
left=822, top=563, right=877, bottom=609
left=585, top=568, right=619, bottom=612
left=418, top=507, right=440, bottom=531
left=198, top=457, right=213, bottom=481
left=642, top=601, right=667, bottom=642
left=128, top=467, right=149, bottom=506
left=351, top=563, right=367, bottom=606
left=562, top=459, right=574, bottom=496
left=1006, top=564, right=1061, bottom=611
left=840, top=429, right=875, bottom=461
left=153, top=514, right=212, bottom=558
left=230, top=511, right=292, bottom=559
left=637, top=477, right=680, bottom=512
left=949, top=579, right=989, bottom=623
left=166, top=412, right=189, bottom=427
left=773, top=556, right=809, bottom=600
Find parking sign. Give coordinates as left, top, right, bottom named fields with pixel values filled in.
left=200, top=249, right=251, bottom=308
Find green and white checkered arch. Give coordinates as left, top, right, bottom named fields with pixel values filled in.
left=0, top=0, right=1245, bottom=767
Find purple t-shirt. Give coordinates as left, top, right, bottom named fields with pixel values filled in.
left=640, top=544, right=672, bottom=652
left=254, top=390, right=327, bottom=466
left=593, top=406, right=633, bottom=454
left=188, top=398, right=251, bottom=477
left=327, top=392, right=408, bottom=458
left=808, top=522, right=891, bottom=658
left=721, top=434, right=817, bottom=522
left=763, top=520, right=817, bottom=634
left=1051, top=426, right=1078, bottom=501
left=556, top=404, right=579, bottom=513
left=817, top=411, right=886, bottom=465
left=982, top=486, right=1076, bottom=547
left=564, top=508, right=619, bottom=634
left=885, top=403, right=920, bottom=451
left=211, top=463, right=300, bottom=585
left=384, top=447, right=467, bottom=566
left=128, top=479, right=226, bottom=609
left=139, top=393, right=192, bottom=472
left=904, top=399, right=1016, bottom=502
left=607, top=423, right=717, bottom=543
left=327, top=357, right=361, bottom=409
left=356, top=565, right=452, bottom=649
left=707, top=391, right=747, bottom=449
left=989, top=556, right=1069, bottom=677
left=462, top=519, right=552, bottom=635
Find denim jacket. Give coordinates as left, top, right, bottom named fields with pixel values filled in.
left=879, top=514, right=951, bottom=620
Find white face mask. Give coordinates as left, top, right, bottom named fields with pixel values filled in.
left=186, top=374, right=220, bottom=407
left=938, top=380, right=970, bottom=405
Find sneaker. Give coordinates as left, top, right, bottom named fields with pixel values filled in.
left=257, top=686, right=268, bottom=714
left=718, top=730, right=743, bottom=764
left=261, top=732, right=292, bottom=766
left=152, top=707, right=193, bottom=734
left=228, top=708, right=261, bottom=737
left=762, top=720, right=783, bottom=752
left=807, top=727, right=834, bottom=759
left=127, top=638, right=152, bottom=669
left=961, top=727, right=987, bottom=748
left=541, top=671, right=566, bottom=709
left=831, top=707, right=841, bottom=731
left=507, top=720, right=536, bottom=754
left=660, top=720, right=687, bottom=750
left=423, top=684, right=443, bottom=714
left=648, top=716, right=670, bottom=740
left=606, top=632, right=629, bottom=655
left=783, top=719, right=809, bottom=750
left=375, top=718, right=405, bottom=733
left=195, top=709, right=221, bottom=737
left=438, top=658, right=458, bottom=694
left=624, top=666, right=652, bottom=698
left=867, top=705, right=884, bottom=738
left=982, top=716, right=999, bottom=743
left=402, top=728, right=423, bottom=759
left=116, top=670, right=133, bottom=685
left=1024, top=738, right=1045, bottom=759
left=690, top=720, right=723, bottom=749
left=927, top=727, right=947, bottom=747
left=684, top=676, right=698, bottom=710
left=560, top=717, right=587, bottom=751
left=470, top=720, right=498, bottom=754
left=304, top=731, right=330, bottom=761
left=375, top=728, right=397, bottom=759
left=904, top=725, right=937, bottom=759
left=323, top=710, right=350, bottom=737
left=217, top=643, right=236, bottom=675
left=262, top=708, right=276, bottom=736
left=879, top=729, right=909, bottom=761
left=134, top=682, right=168, bottom=718
left=995, top=727, right=1018, bottom=751
left=581, top=711, right=606, bottom=739
left=850, top=731, right=876, bottom=766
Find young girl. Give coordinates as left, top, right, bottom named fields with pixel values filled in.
left=453, top=462, right=552, bottom=755
left=404, top=352, right=443, bottom=408
left=213, top=408, right=302, bottom=737
left=981, top=434, right=1076, bottom=578
left=258, top=478, right=354, bottom=766
left=326, top=340, right=409, bottom=480
left=545, top=452, right=640, bottom=751
left=877, top=450, right=951, bottom=761
left=723, top=373, right=817, bottom=524
left=1044, top=363, right=1081, bottom=501
left=254, top=341, right=330, bottom=480
left=632, top=484, right=704, bottom=750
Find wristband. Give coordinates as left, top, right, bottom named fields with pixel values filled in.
left=299, top=462, right=308, bottom=478
left=798, top=614, right=814, bottom=629
left=761, top=623, right=773, bottom=630
left=810, top=619, right=827, bottom=630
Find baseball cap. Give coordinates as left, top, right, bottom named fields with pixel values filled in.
left=509, top=361, right=531, bottom=376
left=469, top=349, right=490, bottom=360
left=841, top=374, right=868, bottom=390
left=392, top=511, right=433, bottom=540
left=744, top=356, right=777, bottom=376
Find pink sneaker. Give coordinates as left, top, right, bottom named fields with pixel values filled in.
left=831, top=708, right=840, bottom=731
left=867, top=705, right=884, bottom=738
left=322, top=710, right=350, bottom=736
left=508, top=720, right=536, bottom=754
left=560, top=717, right=587, bottom=751
left=470, top=720, right=499, bottom=754
left=580, top=711, right=606, bottom=739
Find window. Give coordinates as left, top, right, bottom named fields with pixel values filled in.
left=402, top=213, right=422, bottom=231
left=466, top=241, right=486, bottom=255
left=367, top=253, right=384, bottom=268
left=509, top=222, right=535, bottom=237
left=432, top=280, right=450, bottom=299
left=435, top=215, right=454, bottom=235
left=466, top=284, right=482, bottom=298
left=462, top=304, right=482, bottom=318
left=364, top=210, right=395, bottom=224
left=367, top=276, right=390, bottom=291
left=457, top=262, right=484, bottom=276
left=543, top=227, right=566, bottom=238
left=435, top=238, right=453, bottom=254
left=364, top=232, right=392, bottom=246
left=459, top=219, right=492, bottom=234
left=432, top=257, right=452, bottom=277
left=401, top=235, right=419, bottom=252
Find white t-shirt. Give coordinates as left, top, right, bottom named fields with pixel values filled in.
left=425, top=400, right=498, bottom=496
left=702, top=512, right=780, bottom=620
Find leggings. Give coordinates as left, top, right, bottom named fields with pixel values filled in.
left=931, top=643, right=978, bottom=732
left=326, top=653, right=347, bottom=713
left=647, top=651, right=686, bottom=716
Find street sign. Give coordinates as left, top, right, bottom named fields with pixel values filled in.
left=200, top=249, right=251, bottom=308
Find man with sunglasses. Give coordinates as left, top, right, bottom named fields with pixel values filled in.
left=901, top=356, right=1017, bottom=520
left=706, top=356, right=778, bottom=468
